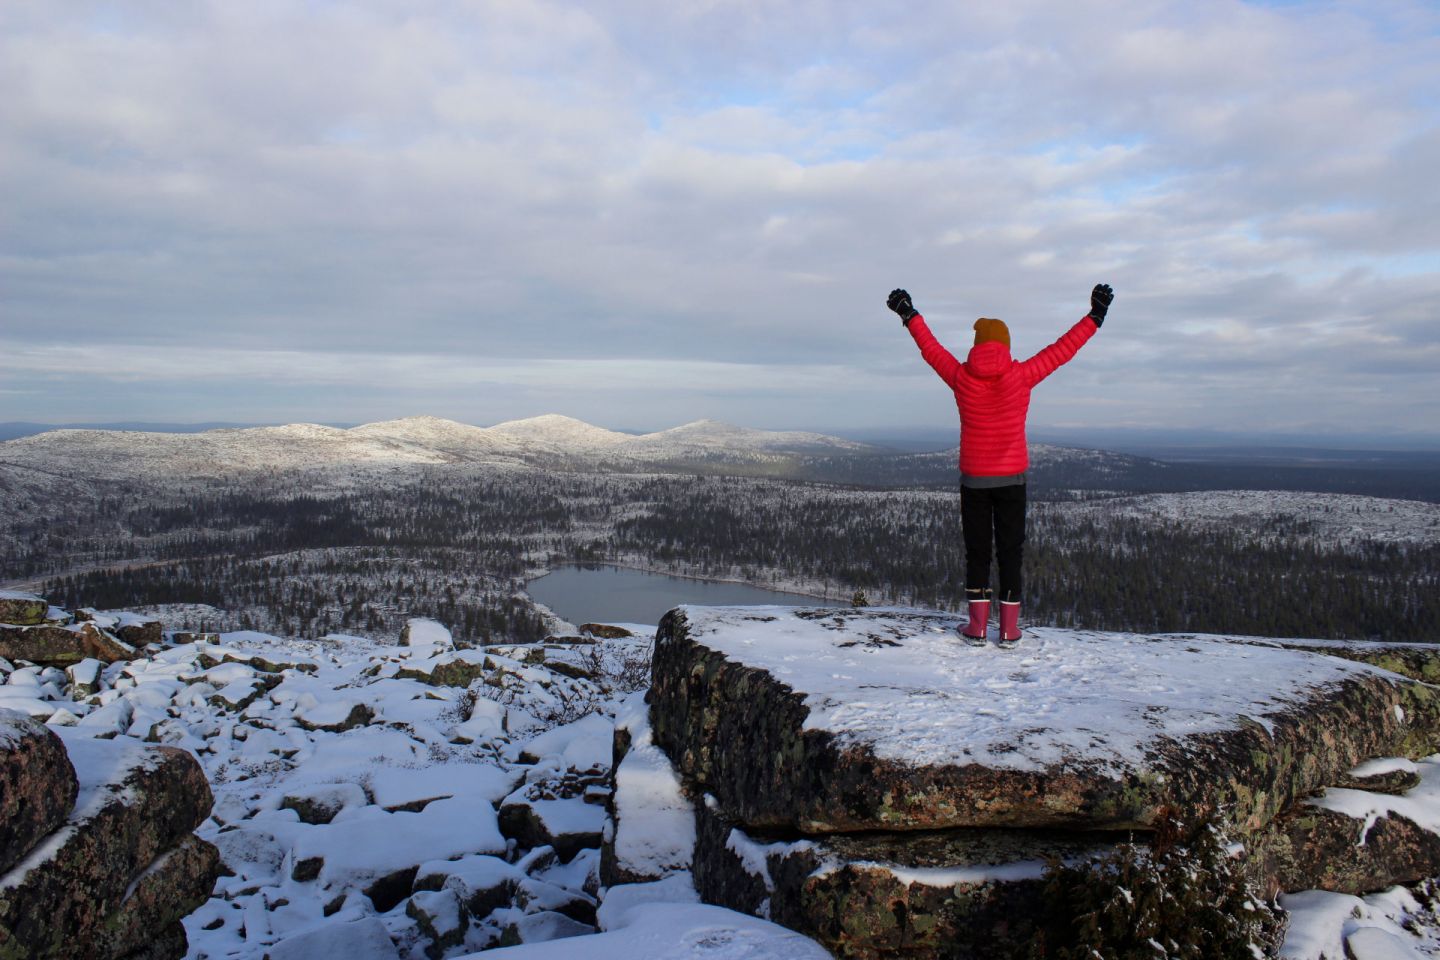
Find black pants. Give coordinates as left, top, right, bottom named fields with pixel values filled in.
left=961, top=483, right=1027, bottom=603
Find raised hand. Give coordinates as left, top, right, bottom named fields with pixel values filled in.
left=1090, top=283, right=1114, bottom=326
left=887, top=288, right=917, bottom=325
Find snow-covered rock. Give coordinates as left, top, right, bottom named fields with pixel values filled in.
left=0, top=724, right=218, bottom=960
left=652, top=605, right=1440, bottom=834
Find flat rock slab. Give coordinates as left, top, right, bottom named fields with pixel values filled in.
left=651, top=607, right=1440, bottom=833
left=0, top=732, right=214, bottom=956
left=0, top=710, right=78, bottom=874
left=694, top=794, right=1120, bottom=960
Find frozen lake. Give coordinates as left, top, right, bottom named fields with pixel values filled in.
left=526, top=564, right=820, bottom=627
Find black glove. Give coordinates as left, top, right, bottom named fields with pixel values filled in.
left=1089, top=283, right=1114, bottom=326
left=887, top=288, right=917, bottom=325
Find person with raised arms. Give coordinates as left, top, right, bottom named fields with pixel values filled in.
left=886, top=283, right=1114, bottom=649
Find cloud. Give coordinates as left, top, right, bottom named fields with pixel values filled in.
left=0, top=0, right=1437, bottom=439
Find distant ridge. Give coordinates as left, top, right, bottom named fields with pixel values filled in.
left=0, top=414, right=891, bottom=479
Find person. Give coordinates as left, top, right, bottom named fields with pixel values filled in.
left=886, top=283, right=1114, bottom=649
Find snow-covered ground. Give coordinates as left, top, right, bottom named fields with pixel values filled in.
left=9, top=605, right=1440, bottom=958
left=4, top=614, right=828, bottom=959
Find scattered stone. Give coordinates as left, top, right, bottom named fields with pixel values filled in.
left=407, top=888, right=468, bottom=957
left=499, top=789, right=608, bottom=863
left=394, top=650, right=491, bottom=687
left=266, top=916, right=397, bottom=960
left=514, top=876, right=597, bottom=926
left=580, top=623, right=634, bottom=639
left=498, top=909, right=593, bottom=947
left=414, top=855, right=520, bottom=919
left=363, top=865, right=419, bottom=913
left=45, top=708, right=81, bottom=727
left=196, top=644, right=318, bottom=674
left=291, top=857, right=324, bottom=882
left=280, top=782, right=369, bottom=825
left=295, top=700, right=374, bottom=733
left=65, top=658, right=104, bottom=697
left=113, top=618, right=164, bottom=649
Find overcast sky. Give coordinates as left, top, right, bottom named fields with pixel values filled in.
left=2, top=1, right=1437, bottom=442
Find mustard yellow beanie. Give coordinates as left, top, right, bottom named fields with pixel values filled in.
left=973, top=318, right=1010, bottom=349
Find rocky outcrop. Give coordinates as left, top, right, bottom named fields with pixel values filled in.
left=651, top=608, right=1440, bottom=834
left=649, top=606, right=1440, bottom=960
left=0, top=717, right=220, bottom=960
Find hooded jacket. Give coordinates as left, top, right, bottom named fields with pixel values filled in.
left=907, top=314, right=1098, bottom=477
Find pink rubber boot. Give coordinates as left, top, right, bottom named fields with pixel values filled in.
left=998, top=601, right=1021, bottom=649
left=961, top=598, right=990, bottom=645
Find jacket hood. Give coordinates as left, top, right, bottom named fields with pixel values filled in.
left=965, top=340, right=1012, bottom=378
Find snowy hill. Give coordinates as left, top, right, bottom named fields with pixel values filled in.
left=0, top=422, right=450, bottom=477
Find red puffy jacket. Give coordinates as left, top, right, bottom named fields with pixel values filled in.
left=907, top=314, right=1098, bottom=477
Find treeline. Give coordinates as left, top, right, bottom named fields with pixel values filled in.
left=608, top=481, right=1440, bottom=642
left=41, top=548, right=549, bottom=645
left=6, top=466, right=1438, bottom=645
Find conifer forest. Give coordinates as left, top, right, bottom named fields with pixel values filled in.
left=3, top=464, right=1435, bottom=644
